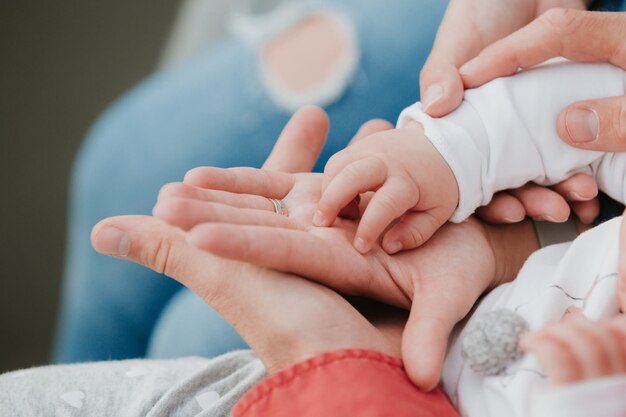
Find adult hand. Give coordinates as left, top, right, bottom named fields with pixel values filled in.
left=91, top=107, right=402, bottom=374
left=155, top=113, right=540, bottom=390
left=476, top=174, right=600, bottom=225
left=421, top=0, right=597, bottom=226
left=459, top=9, right=626, bottom=151
left=419, top=0, right=586, bottom=117
left=455, top=8, right=626, bottom=308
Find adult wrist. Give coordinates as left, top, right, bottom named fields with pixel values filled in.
left=484, top=219, right=540, bottom=287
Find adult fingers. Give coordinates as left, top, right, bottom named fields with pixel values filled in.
left=570, top=199, right=600, bottom=225
left=419, top=58, right=465, bottom=117
left=510, top=184, right=570, bottom=222
left=184, top=166, right=295, bottom=199
left=153, top=198, right=299, bottom=231
left=551, top=173, right=598, bottom=202
left=551, top=173, right=600, bottom=223
left=475, top=192, right=526, bottom=223
left=355, top=176, right=419, bottom=253
left=418, top=0, right=531, bottom=116
left=188, top=223, right=372, bottom=296
left=158, top=182, right=274, bottom=211
left=402, top=295, right=459, bottom=391
left=91, top=215, right=222, bottom=295
left=460, top=9, right=626, bottom=88
left=262, top=106, right=329, bottom=172
left=557, top=95, right=626, bottom=152
left=315, top=157, right=387, bottom=227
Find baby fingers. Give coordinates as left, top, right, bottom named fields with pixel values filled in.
left=354, top=176, right=420, bottom=254
left=315, top=156, right=388, bottom=228
left=381, top=208, right=447, bottom=254
left=522, top=317, right=626, bottom=385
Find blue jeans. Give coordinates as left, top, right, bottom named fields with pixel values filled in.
left=53, top=0, right=449, bottom=362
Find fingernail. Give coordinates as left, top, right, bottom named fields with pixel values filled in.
left=313, top=211, right=327, bottom=226
left=422, top=84, right=443, bottom=112
left=94, top=227, right=129, bottom=256
left=503, top=216, right=525, bottom=223
left=354, top=237, right=369, bottom=254
left=536, top=215, right=568, bottom=223
left=565, top=108, right=599, bottom=143
left=385, top=241, right=403, bottom=254
left=568, top=191, right=592, bottom=201
left=459, top=57, right=479, bottom=76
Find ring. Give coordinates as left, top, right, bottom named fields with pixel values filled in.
left=268, top=198, right=289, bottom=216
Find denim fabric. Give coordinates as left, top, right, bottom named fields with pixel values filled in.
left=53, top=0, right=448, bottom=362
left=590, top=0, right=625, bottom=11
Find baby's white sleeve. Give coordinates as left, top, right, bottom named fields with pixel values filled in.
left=531, top=375, right=626, bottom=417
left=397, top=61, right=626, bottom=222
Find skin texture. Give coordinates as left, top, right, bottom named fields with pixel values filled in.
left=423, top=0, right=601, bottom=224
left=522, top=310, right=626, bottom=385
left=92, top=107, right=404, bottom=375
left=312, top=122, right=459, bottom=254
left=154, top=108, right=540, bottom=390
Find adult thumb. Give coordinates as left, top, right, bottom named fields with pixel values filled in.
left=401, top=296, right=458, bottom=391
left=419, top=58, right=465, bottom=118
left=557, top=95, right=626, bottom=152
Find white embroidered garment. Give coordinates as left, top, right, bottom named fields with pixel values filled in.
left=398, top=60, right=626, bottom=417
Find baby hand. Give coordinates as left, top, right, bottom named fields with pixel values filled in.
left=521, top=311, right=626, bottom=385
left=314, top=121, right=459, bottom=254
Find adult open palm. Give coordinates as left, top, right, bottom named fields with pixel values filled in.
left=91, top=107, right=403, bottom=376
left=154, top=113, right=536, bottom=390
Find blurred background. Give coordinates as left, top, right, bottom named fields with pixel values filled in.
left=0, top=0, right=241, bottom=373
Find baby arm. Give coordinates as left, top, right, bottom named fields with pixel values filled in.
left=398, top=60, right=626, bottom=222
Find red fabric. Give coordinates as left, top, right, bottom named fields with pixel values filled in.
left=233, top=349, right=460, bottom=417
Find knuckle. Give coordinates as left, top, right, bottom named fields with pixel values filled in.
left=158, top=182, right=187, bottom=200
left=538, top=8, right=581, bottom=35
left=162, top=198, right=193, bottom=218
left=375, top=192, right=400, bottom=214
left=343, top=161, right=365, bottom=179
left=140, top=233, right=178, bottom=276
left=404, top=227, right=426, bottom=249
left=324, top=152, right=344, bottom=176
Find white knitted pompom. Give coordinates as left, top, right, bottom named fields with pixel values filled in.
left=461, top=309, right=529, bottom=376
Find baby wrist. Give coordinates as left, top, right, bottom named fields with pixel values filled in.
left=397, top=102, right=486, bottom=222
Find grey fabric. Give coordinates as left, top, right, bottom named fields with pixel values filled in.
left=0, top=350, right=266, bottom=417
left=532, top=218, right=578, bottom=248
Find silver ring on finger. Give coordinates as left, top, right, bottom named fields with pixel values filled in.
left=268, top=198, right=289, bottom=216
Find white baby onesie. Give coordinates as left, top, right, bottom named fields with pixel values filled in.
left=398, top=60, right=626, bottom=222
left=443, top=217, right=624, bottom=417
left=397, top=61, right=626, bottom=417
